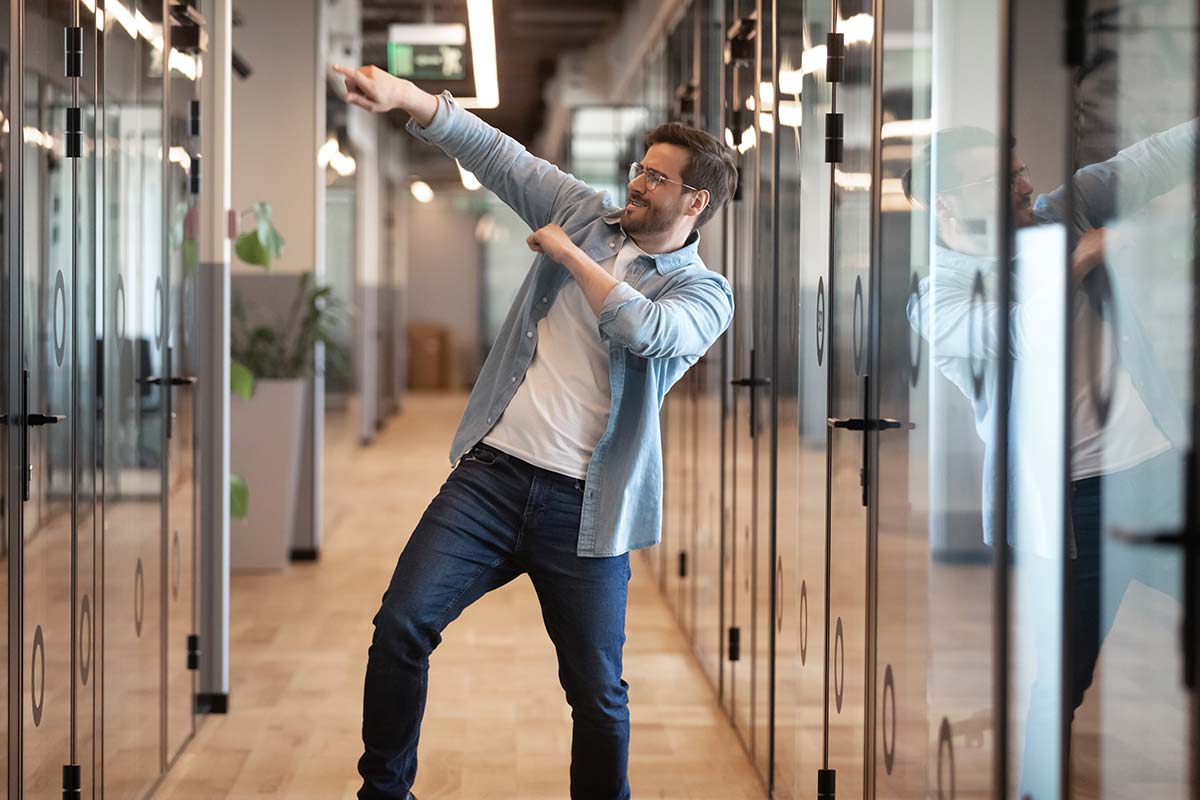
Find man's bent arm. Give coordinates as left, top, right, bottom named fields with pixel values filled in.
left=1037, top=118, right=1198, bottom=233
left=335, top=65, right=600, bottom=230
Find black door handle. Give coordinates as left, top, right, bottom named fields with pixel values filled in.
left=1110, top=528, right=1185, bottom=547
left=827, top=417, right=913, bottom=432
left=142, top=375, right=198, bottom=387
left=730, top=376, right=771, bottom=387
left=27, top=413, right=66, bottom=427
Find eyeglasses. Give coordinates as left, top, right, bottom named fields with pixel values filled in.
left=944, top=164, right=1031, bottom=195
left=628, top=162, right=701, bottom=193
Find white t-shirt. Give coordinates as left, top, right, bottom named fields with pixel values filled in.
left=483, top=241, right=647, bottom=479
left=1070, top=293, right=1171, bottom=480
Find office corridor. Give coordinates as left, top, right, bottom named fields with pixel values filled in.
left=153, top=393, right=764, bottom=799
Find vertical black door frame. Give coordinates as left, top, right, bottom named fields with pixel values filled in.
left=159, top=0, right=172, bottom=780
left=1189, top=0, right=1200, bottom=791
left=994, top=0, right=1016, bottom=796
left=6, top=0, right=22, bottom=795
left=863, top=0, right=883, bottom=794
left=767, top=0, right=780, bottom=793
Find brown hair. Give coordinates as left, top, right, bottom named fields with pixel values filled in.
left=643, top=122, right=739, bottom=229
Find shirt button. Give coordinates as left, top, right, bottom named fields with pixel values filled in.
left=541, top=296, right=548, bottom=303
left=526, top=331, right=533, bottom=338
left=609, top=241, right=616, bottom=248
left=510, top=376, right=516, bottom=383
left=487, top=417, right=493, bottom=424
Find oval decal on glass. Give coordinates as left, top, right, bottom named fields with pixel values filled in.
left=816, top=277, right=826, bottom=366
left=53, top=270, right=67, bottom=367
left=31, top=625, right=45, bottom=727
left=134, top=558, right=145, bottom=638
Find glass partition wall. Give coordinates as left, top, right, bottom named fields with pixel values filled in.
left=652, top=0, right=1200, bottom=797
left=0, top=1, right=209, bottom=795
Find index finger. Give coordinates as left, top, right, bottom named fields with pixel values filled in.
left=331, top=64, right=362, bottom=88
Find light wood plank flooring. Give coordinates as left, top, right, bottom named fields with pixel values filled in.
left=154, top=392, right=765, bottom=799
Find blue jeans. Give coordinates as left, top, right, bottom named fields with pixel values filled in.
left=357, top=443, right=633, bottom=800
left=1020, top=450, right=1182, bottom=795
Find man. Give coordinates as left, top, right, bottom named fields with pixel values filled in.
left=332, top=64, right=737, bottom=800
left=903, top=119, right=1194, bottom=793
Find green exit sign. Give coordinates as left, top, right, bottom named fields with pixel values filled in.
left=388, top=43, right=466, bottom=80
left=387, top=23, right=468, bottom=81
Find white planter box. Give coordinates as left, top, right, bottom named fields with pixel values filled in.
left=230, top=378, right=306, bottom=571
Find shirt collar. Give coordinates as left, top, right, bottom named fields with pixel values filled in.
left=600, top=211, right=701, bottom=274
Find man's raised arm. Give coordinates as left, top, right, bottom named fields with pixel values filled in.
left=332, top=64, right=600, bottom=230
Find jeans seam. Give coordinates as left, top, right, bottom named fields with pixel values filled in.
left=432, top=555, right=505, bottom=631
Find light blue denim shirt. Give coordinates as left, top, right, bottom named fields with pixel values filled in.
left=908, top=119, right=1194, bottom=554
left=406, top=92, right=734, bottom=557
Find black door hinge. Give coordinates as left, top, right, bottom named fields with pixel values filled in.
left=826, top=32, right=844, bottom=83
left=66, top=107, right=81, bottom=159
left=190, top=154, right=202, bottom=194
left=65, top=27, right=83, bottom=78
left=187, top=634, right=200, bottom=670
left=678, top=551, right=687, bottom=579
left=725, top=17, right=756, bottom=65
left=63, top=763, right=81, bottom=798
left=825, top=112, right=844, bottom=164
left=728, top=626, right=741, bottom=662
left=189, top=99, right=202, bottom=137
left=817, top=768, right=836, bottom=800
left=1065, top=0, right=1086, bottom=67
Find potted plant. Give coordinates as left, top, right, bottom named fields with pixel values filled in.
left=228, top=204, right=344, bottom=569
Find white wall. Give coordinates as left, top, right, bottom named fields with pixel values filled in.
left=406, top=193, right=483, bottom=387
left=231, top=0, right=322, bottom=274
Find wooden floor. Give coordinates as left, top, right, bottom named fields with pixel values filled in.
left=154, top=393, right=766, bottom=799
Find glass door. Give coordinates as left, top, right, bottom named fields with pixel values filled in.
left=821, top=2, right=875, bottom=797
left=868, top=0, right=1007, bottom=797
left=0, top=1, right=11, bottom=793
left=1045, top=0, right=1199, bottom=795
left=19, top=1, right=79, bottom=794
left=101, top=1, right=166, bottom=793
left=163, top=4, right=203, bottom=765
left=772, top=0, right=830, bottom=795
left=723, top=0, right=763, bottom=755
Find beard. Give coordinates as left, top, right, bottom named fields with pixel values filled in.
left=620, top=192, right=682, bottom=236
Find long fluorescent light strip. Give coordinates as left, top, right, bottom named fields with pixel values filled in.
left=460, top=0, right=499, bottom=109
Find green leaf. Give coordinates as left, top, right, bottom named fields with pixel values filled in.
left=233, top=202, right=286, bottom=268
left=230, top=359, right=255, bottom=400
left=230, top=473, right=249, bottom=521
left=235, top=230, right=270, bottom=268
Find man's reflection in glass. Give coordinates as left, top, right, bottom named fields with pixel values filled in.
left=903, top=119, right=1194, bottom=792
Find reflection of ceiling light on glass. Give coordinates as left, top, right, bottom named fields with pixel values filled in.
left=457, top=160, right=481, bottom=191
left=134, top=9, right=157, bottom=40
left=331, top=152, right=356, bottom=176
left=881, top=118, right=933, bottom=139
left=319, top=136, right=356, bottom=175
left=738, top=126, right=756, bottom=154
left=168, top=146, right=192, bottom=171
left=108, top=2, right=138, bottom=38
left=798, top=45, right=827, bottom=78
left=779, top=101, right=802, bottom=128
left=758, top=113, right=774, bottom=134
left=169, top=49, right=199, bottom=80
left=834, top=169, right=871, bottom=191
left=778, top=68, right=803, bottom=95
left=411, top=180, right=434, bottom=204
left=724, top=128, right=736, bottom=149
left=460, top=0, right=499, bottom=109
left=318, top=137, right=339, bottom=169
left=23, top=126, right=55, bottom=151
left=840, top=13, right=874, bottom=45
